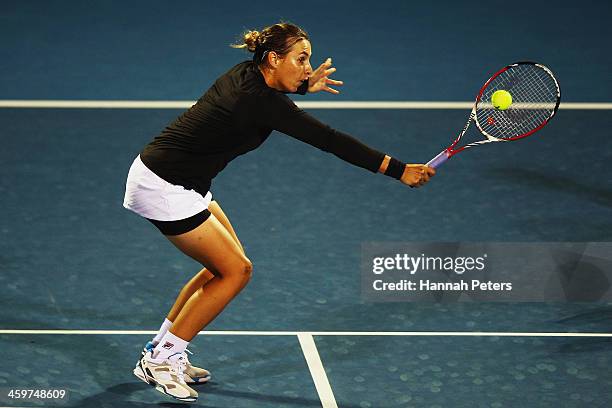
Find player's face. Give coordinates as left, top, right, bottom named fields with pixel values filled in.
left=275, top=39, right=313, bottom=92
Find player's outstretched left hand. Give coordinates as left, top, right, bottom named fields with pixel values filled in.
left=308, top=58, right=344, bottom=94
left=400, top=164, right=435, bottom=188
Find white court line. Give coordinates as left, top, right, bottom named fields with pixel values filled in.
left=2, top=330, right=609, bottom=408
left=297, top=333, right=338, bottom=408
left=0, top=100, right=611, bottom=109
left=0, top=329, right=611, bottom=336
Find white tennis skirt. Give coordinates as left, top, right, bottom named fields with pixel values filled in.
left=123, top=155, right=212, bottom=221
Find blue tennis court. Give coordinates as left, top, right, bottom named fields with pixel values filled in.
left=2, top=1, right=612, bottom=407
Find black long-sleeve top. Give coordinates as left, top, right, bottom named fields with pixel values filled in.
left=140, top=60, right=385, bottom=196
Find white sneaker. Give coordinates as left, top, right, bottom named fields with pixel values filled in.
left=183, top=349, right=212, bottom=384
left=134, top=342, right=212, bottom=385
left=134, top=351, right=198, bottom=402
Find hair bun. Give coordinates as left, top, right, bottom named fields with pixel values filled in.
left=243, top=30, right=260, bottom=52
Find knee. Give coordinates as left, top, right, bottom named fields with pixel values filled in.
left=226, top=258, right=252, bottom=292
left=224, top=257, right=252, bottom=286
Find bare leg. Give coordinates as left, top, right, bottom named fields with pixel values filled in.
left=165, top=268, right=214, bottom=322
left=165, top=209, right=252, bottom=341
left=165, top=201, right=244, bottom=322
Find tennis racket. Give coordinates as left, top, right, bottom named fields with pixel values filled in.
left=427, top=61, right=561, bottom=168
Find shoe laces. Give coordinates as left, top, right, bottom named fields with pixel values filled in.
left=168, top=354, right=187, bottom=382
left=181, top=349, right=193, bottom=365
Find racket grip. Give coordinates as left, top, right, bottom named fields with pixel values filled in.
left=426, top=150, right=450, bottom=168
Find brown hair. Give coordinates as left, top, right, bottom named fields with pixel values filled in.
left=232, top=23, right=309, bottom=66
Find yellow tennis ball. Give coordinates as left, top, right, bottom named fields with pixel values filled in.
left=491, top=90, right=512, bottom=110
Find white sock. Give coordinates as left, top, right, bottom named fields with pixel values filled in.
left=151, top=318, right=173, bottom=346
left=153, top=331, right=189, bottom=360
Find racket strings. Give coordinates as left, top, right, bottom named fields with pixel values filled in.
left=476, top=64, right=559, bottom=140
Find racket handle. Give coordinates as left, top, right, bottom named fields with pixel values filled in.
left=426, top=150, right=450, bottom=168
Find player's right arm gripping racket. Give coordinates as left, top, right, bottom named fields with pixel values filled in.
left=426, top=61, right=561, bottom=168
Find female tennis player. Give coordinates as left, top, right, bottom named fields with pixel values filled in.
left=125, top=22, right=434, bottom=402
